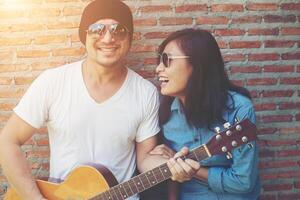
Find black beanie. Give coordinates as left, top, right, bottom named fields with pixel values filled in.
left=79, top=0, right=133, bottom=45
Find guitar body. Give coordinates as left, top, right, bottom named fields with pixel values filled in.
left=4, top=119, right=257, bottom=200
left=4, top=164, right=118, bottom=200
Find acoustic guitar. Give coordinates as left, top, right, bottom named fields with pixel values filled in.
left=5, top=119, right=257, bottom=200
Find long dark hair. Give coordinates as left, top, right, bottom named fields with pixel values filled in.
left=158, top=28, right=251, bottom=129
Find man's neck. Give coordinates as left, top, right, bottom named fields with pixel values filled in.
left=83, top=59, right=127, bottom=86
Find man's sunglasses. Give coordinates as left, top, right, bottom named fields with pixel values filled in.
left=86, top=23, right=129, bottom=41
left=158, top=52, right=190, bottom=68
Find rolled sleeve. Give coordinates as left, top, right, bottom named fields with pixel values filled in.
left=208, top=167, right=224, bottom=193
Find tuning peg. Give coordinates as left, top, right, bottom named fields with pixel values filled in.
left=242, top=136, right=248, bottom=143
left=235, top=118, right=240, bottom=123
left=223, top=122, right=231, bottom=129
left=247, top=143, right=254, bottom=149
left=221, top=146, right=228, bottom=152
left=235, top=124, right=242, bottom=131
left=226, top=152, right=233, bottom=159
left=231, top=140, right=237, bottom=147
left=214, top=127, right=221, bottom=133
left=226, top=130, right=232, bottom=136
left=216, top=134, right=222, bottom=141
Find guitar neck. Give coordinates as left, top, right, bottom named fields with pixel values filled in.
left=90, top=145, right=209, bottom=200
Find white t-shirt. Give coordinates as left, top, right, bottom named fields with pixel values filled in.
left=14, top=60, right=160, bottom=199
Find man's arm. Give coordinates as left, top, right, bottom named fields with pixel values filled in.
left=136, top=135, right=168, bottom=173
left=0, top=113, right=46, bottom=200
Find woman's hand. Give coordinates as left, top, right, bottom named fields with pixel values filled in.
left=167, top=147, right=201, bottom=183
left=149, top=144, right=175, bottom=159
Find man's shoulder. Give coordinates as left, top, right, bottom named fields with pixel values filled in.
left=128, top=68, right=157, bottom=91
left=45, top=60, right=82, bottom=75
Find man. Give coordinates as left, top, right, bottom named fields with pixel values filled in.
left=0, top=0, right=165, bottom=199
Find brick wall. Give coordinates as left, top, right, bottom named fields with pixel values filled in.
left=0, top=0, right=299, bottom=199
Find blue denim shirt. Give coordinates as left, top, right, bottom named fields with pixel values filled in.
left=162, top=92, right=260, bottom=200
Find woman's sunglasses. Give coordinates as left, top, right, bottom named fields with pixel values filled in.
left=86, top=23, right=129, bottom=41
left=158, top=52, right=190, bottom=68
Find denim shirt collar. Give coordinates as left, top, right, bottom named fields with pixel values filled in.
left=171, top=98, right=184, bottom=113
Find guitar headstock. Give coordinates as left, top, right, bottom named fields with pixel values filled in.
left=206, top=119, right=257, bottom=158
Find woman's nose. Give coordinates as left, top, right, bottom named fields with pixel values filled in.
left=156, top=62, right=165, bottom=73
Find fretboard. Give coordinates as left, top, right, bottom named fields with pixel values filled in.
left=89, top=145, right=209, bottom=200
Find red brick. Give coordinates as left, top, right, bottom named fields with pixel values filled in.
left=259, top=150, right=275, bottom=157
left=0, top=37, right=31, bottom=46
left=175, top=4, right=207, bottom=13
left=263, top=183, right=293, bottom=191
left=247, top=3, right=278, bottom=11
left=282, top=27, right=300, bottom=35
left=216, top=41, right=226, bottom=49
left=254, top=103, right=276, bottom=111
left=137, top=70, right=156, bottom=79
left=0, top=102, right=15, bottom=111
left=144, top=32, right=171, bottom=39
left=279, top=193, right=300, bottom=200
left=266, top=140, right=299, bottom=146
left=214, top=29, right=245, bottom=36
left=0, top=77, right=13, bottom=85
left=281, top=3, right=300, bottom=10
left=11, top=24, right=44, bottom=32
left=279, top=102, right=300, bottom=110
left=28, top=8, right=61, bottom=18
left=248, top=28, right=279, bottom=36
left=282, top=52, right=300, bottom=60
left=14, top=76, right=36, bottom=85
left=262, top=90, right=294, bottom=97
left=62, top=6, right=83, bottom=16
left=35, top=35, right=67, bottom=45
left=230, top=66, right=261, bottom=74
left=264, top=15, right=296, bottom=23
left=260, top=160, right=298, bottom=169
left=265, top=40, right=297, bottom=48
left=0, top=89, right=25, bottom=98
left=47, top=22, right=79, bottom=29
left=258, top=127, right=277, bottom=135
left=197, top=16, right=229, bottom=24
left=296, top=113, right=300, bottom=121
left=223, top=54, right=245, bottom=62
left=296, top=182, right=300, bottom=189
left=250, top=90, right=259, bottom=98
left=134, top=18, right=157, bottom=27
left=17, top=50, right=51, bottom=58
left=232, top=16, right=262, bottom=24
left=31, top=62, right=65, bottom=71
left=52, top=48, right=85, bottom=57
left=0, top=64, right=29, bottom=73
left=231, top=80, right=244, bottom=87
left=263, top=65, right=294, bottom=72
left=211, top=4, right=244, bottom=12
left=280, top=126, right=300, bottom=134
left=160, top=17, right=193, bottom=25
left=247, top=78, right=277, bottom=86
left=229, top=41, right=261, bottom=49
left=280, top=77, right=300, bottom=85
left=143, top=58, right=157, bottom=65
left=141, top=5, right=172, bottom=13
left=260, top=194, right=276, bottom=200
left=261, top=115, right=293, bottom=123
left=249, top=53, right=279, bottom=61
left=278, top=150, right=300, bottom=157
left=131, top=44, right=156, bottom=53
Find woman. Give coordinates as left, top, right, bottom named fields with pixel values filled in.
left=150, top=28, right=260, bottom=200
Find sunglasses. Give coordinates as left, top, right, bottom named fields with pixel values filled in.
left=86, top=23, right=129, bottom=41
left=158, top=52, right=190, bottom=68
